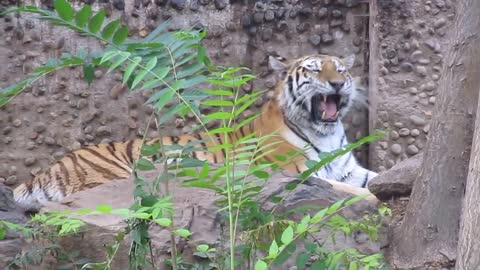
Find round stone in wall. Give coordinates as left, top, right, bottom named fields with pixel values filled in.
left=410, top=115, right=427, bottom=126
left=214, top=0, right=227, bottom=10
left=398, top=128, right=410, bottom=137
left=390, top=130, right=400, bottom=140
left=5, top=175, right=17, bottom=186
left=317, top=7, right=328, bottom=19
left=309, top=34, right=321, bottom=46
left=12, top=119, right=22, bottom=127
left=390, top=144, right=402, bottom=155
left=265, top=10, right=275, bottom=21
left=96, top=126, right=112, bottom=136
left=410, top=129, right=421, bottom=137
left=415, top=65, right=427, bottom=77
left=406, top=145, right=419, bottom=155
left=321, top=33, right=334, bottom=44
left=113, top=0, right=125, bottom=10
left=24, top=157, right=36, bottom=167
left=170, top=0, right=186, bottom=10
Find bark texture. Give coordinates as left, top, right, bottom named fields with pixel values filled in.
left=455, top=63, right=480, bottom=269
left=390, top=0, right=480, bottom=268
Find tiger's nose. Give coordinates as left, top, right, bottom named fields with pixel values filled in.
left=329, top=81, right=345, bottom=92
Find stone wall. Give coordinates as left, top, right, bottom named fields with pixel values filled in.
left=0, top=0, right=371, bottom=185
left=369, top=0, right=455, bottom=172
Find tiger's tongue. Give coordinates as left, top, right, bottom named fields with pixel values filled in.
left=320, top=100, right=337, bottom=120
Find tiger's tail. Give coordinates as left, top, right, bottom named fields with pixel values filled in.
left=13, top=172, right=67, bottom=211
left=13, top=141, right=142, bottom=211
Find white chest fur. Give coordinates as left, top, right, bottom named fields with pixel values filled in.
left=280, top=122, right=365, bottom=183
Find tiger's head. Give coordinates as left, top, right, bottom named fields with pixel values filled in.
left=269, top=54, right=360, bottom=135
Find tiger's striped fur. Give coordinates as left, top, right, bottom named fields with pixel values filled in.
left=14, top=54, right=379, bottom=210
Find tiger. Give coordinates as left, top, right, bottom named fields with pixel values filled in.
left=13, top=54, right=379, bottom=211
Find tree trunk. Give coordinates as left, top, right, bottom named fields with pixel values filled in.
left=390, top=0, right=480, bottom=268
left=455, top=75, right=480, bottom=269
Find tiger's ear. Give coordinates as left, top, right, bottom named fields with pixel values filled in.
left=342, top=54, right=355, bottom=69
left=269, top=55, right=288, bottom=71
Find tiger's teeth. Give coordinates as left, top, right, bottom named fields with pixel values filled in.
left=322, top=111, right=326, bottom=119
left=323, top=95, right=327, bottom=102
left=335, top=112, right=340, bottom=119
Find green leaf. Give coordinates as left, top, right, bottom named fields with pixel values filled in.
left=175, top=228, right=192, bottom=238
left=131, top=70, right=149, bottom=89
left=311, top=208, right=328, bottom=224
left=310, top=259, right=327, bottom=270
left=133, top=212, right=151, bottom=219
left=83, top=64, right=94, bottom=85
left=296, top=214, right=310, bottom=233
left=0, top=227, right=5, bottom=240
left=197, top=244, right=209, bottom=253
left=329, top=252, right=344, bottom=269
left=144, top=19, right=171, bottom=42
left=107, top=52, right=130, bottom=73
left=54, top=0, right=74, bottom=21
left=75, top=5, right=91, bottom=27
left=203, top=89, right=234, bottom=96
left=76, top=208, right=91, bottom=214
left=151, top=91, right=175, bottom=110
left=181, top=89, right=209, bottom=101
left=176, top=75, right=207, bottom=89
left=136, top=158, right=155, bottom=171
left=285, top=181, right=298, bottom=191
left=348, top=261, right=359, bottom=270
left=206, top=127, right=233, bottom=134
left=102, top=19, right=121, bottom=40
left=201, top=99, right=234, bottom=107
left=281, top=226, right=294, bottom=244
left=235, top=114, right=259, bottom=132
left=345, top=195, right=367, bottom=206
left=154, top=218, right=172, bottom=227
left=327, top=199, right=345, bottom=215
left=145, top=57, right=158, bottom=71
left=110, top=208, right=130, bottom=216
left=158, top=103, right=187, bottom=124
left=100, top=50, right=119, bottom=65
left=140, top=143, right=160, bottom=156
left=113, top=26, right=129, bottom=45
left=198, top=162, right=210, bottom=181
left=141, top=67, right=170, bottom=91
left=304, top=241, right=316, bottom=253
left=296, top=253, right=310, bottom=270
left=96, top=204, right=112, bottom=213
left=379, top=204, right=392, bottom=217
left=176, top=61, right=205, bottom=79
left=270, top=196, right=282, bottom=203
left=253, top=170, right=269, bottom=179
left=123, top=56, right=142, bottom=85
left=255, top=260, right=268, bottom=270
left=205, top=111, right=233, bottom=120
left=269, top=240, right=279, bottom=258
left=88, top=10, right=105, bottom=33
left=129, top=57, right=157, bottom=89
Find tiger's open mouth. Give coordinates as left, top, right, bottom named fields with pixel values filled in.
left=311, top=94, right=342, bottom=122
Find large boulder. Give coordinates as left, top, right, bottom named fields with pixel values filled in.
left=368, top=154, right=423, bottom=200
left=39, top=171, right=385, bottom=269
left=42, top=174, right=221, bottom=270
left=0, top=184, right=28, bottom=268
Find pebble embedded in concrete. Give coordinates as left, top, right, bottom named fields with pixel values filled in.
left=390, top=144, right=402, bottom=155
